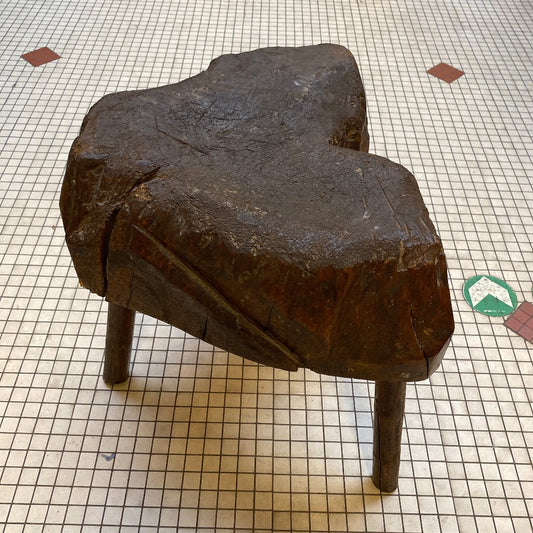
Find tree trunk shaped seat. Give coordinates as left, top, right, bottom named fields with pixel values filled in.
left=60, top=44, right=454, bottom=492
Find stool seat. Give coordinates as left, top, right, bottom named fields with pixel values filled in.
left=61, top=44, right=453, bottom=381
left=60, top=44, right=454, bottom=491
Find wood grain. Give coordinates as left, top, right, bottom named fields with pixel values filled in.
left=61, top=44, right=454, bottom=382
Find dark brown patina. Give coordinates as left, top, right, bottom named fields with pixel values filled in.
left=61, top=45, right=454, bottom=491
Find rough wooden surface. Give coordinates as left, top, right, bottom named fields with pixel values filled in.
left=103, top=303, right=135, bottom=385
left=372, top=381, right=406, bottom=492
left=61, top=44, right=454, bottom=381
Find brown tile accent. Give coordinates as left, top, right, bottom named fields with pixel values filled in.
left=21, top=47, right=61, bottom=67
left=504, top=301, right=533, bottom=344
left=427, top=63, right=464, bottom=83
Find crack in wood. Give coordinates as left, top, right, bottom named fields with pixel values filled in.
left=132, top=223, right=304, bottom=367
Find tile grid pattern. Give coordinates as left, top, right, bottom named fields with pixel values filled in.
left=0, top=0, right=532, bottom=531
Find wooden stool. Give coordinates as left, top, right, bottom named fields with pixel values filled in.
left=60, top=44, right=454, bottom=492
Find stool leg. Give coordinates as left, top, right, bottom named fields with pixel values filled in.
left=372, top=380, right=406, bottom=492
left=103, top=302, right=135, bottom=385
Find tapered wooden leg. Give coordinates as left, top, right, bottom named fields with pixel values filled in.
left=103, top=302, right=135, bottom=385
left=372, top=380, right=406, bottom=492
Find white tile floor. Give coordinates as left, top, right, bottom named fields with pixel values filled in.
left=1, top=0, right=532, bottom=531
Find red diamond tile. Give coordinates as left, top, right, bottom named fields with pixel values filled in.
left=520, top=324, right=533, bottom=341
left=519, top=301, right=533, bottom=314
left=513, top=308, right=529, bottom=322
left=427, top=62, right=464, bottom=83
left=21, top=47, right=61, bottom=67
left=504, top=301, right=533, bottom=344
left=504, top=316, right=521, bottom=330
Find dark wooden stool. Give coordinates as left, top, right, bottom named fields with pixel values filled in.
left=60, top=44, right=454, bottom=492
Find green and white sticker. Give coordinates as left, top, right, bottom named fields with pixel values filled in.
left=463, top=275, right=517, bottom=317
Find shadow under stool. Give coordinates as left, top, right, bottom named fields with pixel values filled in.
left=60, top=44, right=454, bottom=492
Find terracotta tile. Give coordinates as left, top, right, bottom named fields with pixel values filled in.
left=427, top=62, right=464, bottom=83
left=521, top=301, right=533, bottom=313
left=504, top=316, right=521, bottom=330
left=519, top=325, right=533, bottom=343
left=504, top=302, right=533, bottom=344
left=21, top=47, right=61, bottom=67
left=512, top=308, right=528, bottom=322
